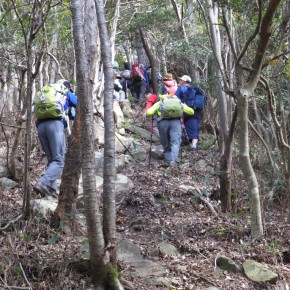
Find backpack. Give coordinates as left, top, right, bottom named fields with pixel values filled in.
left=131, top=63, right=143, bottom=78
left=122, top=69, right=131, bottom=79
left=34, top=83, right=68, bottom=120
left=158, top=97, right=183, bottom=119
left=183, top=85, right=206, bottom=110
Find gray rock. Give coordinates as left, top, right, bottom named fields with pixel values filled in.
left=130, top=146, right=147, bottom=162
left=78, top=175, right=103, bottom=195
left=158, top=241, right=179, bottom=257
left=150, top=145, right=164, bottom=160
left=116, top=174, right=134, bottom=194
left=129, top=259, right=166, bottom=278
left=204, top=287, right=220, bottom=290
left=117, top=239, right=142, bottom=262
left=31, top=196, right=58, bottom=219
left=0, top=177, right=19, bottom=188
left=125, top=124, right=159, bottom=143
left=216, top=255, right=241, bottom=273
left=80, top=238, right=167, bottom=281
left=115, top=133, right=135, bottom=154
left=144, top=277, right=173, bottom=287
left=243, top=259, right=278, bottom=284
left=195, top=159, right=207, bottom=170
left=0, top=164, right=8, bottom=177
left=122, top=99, right=133, bottom=118
left=94, top=151, right=104, bottom=175
left=113, top=101, right=124, bottom=129
left=95, top=152, right=128, bottom=175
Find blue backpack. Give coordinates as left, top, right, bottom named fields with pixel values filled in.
left=180, top=85, right=206, bottom=110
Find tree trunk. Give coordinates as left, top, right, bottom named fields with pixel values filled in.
left=236, top=88, right=263, bottom=238
left=94, top=0, right=118, bottom=273
left=139, top=28, right=158, bottom=95
left=206, top=0, right=233, bottom=212
left=70, top=0, right=106, bottom=288
left=52, top=108, right=82, bottom=232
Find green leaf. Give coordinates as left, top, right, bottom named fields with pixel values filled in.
left=23, top=232, right=30, bottom=242
left=13, top=267, right=22, bottom=277
left=48, top=234, right=59, bottom=244
left=212, top=227, right=226, bottom=233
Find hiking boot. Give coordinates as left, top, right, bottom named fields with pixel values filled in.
left=49, top=188, right=58, bottom=198
left=191, top=146, right=197, bottom=152
left=33, top=181, right=52, bottom=197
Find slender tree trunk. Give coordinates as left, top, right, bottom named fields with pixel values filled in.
left=139, top=28, right=158, bottom=95
left=206, top=0, right=233, bottom=212
left=70, top=0, right=106, bottom=288
left=9, top=70, right=26, bottom=180
left=236, top=88, right=263, bottom=238
left=94, top=0, right=117, bottom=268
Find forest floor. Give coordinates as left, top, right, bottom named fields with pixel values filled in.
left=0, top=103, right=290, bottom=290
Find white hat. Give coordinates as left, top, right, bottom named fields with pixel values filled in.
left=178, top=75, right=191, bottom=83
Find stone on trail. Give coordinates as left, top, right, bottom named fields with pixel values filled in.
left=243, top=259, right=278, bottom=284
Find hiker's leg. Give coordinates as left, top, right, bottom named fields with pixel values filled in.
left=184, top=114, right=200, bottom=148
left=38, top=120, right=66, bottom=190
left=37, top=121, right=53, bottom=165
left=190, top=117, right=200, bottom=148
left=134, top=83, right=142, bottom=100
left=158, top=120, right=171, bottom=162
left=139, top=80, right=147, bottom=101
left=169, top=119, right=182, bottom=162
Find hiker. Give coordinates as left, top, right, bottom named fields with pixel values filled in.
left=146, top=94, right=194, bottom=166
left=18, top=79, right=78, bottom=197
left=174, top=75, right=204, bottom=151
left=131, top=58, right=147, bottom=102
left=120, top=70, right=132, bottom=99
left=113, top=73, right=125, bottom=109
left=158, top=73, right=178, bottom=96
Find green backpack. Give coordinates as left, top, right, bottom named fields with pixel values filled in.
left=34, top=83, right=68, bottom=120
left=158, top=96, right=183, bottom=119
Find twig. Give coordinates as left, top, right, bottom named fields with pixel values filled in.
left=19, top=263, right=32, bottom=289
left=192, top=188, right=218, bottom=217
left=0, top=214, right=23, bottom=231
left=0, top=284, right=30, bottom=289
left=0, top=122, right=25, bottom=129
left=214, top=252, right=221, bottom=271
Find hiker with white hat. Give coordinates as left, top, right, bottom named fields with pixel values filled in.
left=175, top=75, right=201, bottom=152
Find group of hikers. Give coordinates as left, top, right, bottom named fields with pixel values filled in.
left=114, top=57, right=206, bottom=168
left=17, top=56, right=205, bottom=197
left=145, top=74, right=204, bottom=167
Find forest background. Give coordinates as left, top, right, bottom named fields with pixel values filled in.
left=0, top=0, right=290, bottom=289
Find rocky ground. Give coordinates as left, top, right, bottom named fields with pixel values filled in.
left=0, top=102, right=290, bottom=290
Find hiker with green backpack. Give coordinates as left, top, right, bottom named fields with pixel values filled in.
left=146, top=94, right=194, bottom=167
left=18, top=79, right=78, bottom=198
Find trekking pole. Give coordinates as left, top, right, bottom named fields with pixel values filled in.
left=148, top=116, right=153, bottom=167
left=94, top=110, right=139, bottom=162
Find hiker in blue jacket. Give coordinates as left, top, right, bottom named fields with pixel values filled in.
left=175, top=75, right=201, bottom=151
left=18, top=79, right=78, bottom=198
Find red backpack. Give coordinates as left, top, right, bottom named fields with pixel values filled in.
left=132, top=63, right=144, bottom=78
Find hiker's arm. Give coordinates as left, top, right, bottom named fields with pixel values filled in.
left=183, top=103, right=194, bottom=115
left=146, top=102, right=160, bottom=116
left=67, top=91, right=78, bottom=107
